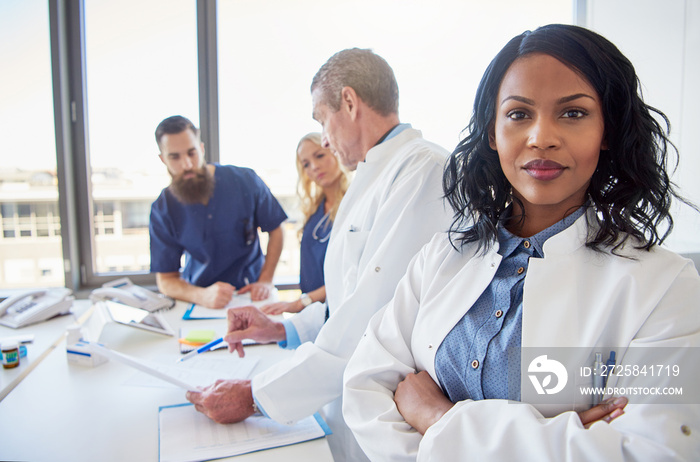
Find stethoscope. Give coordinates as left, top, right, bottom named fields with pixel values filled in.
left=312, top=211, right=332, bottom=243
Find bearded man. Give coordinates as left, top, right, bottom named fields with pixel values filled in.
left=149, top=115, right=287, bottom=308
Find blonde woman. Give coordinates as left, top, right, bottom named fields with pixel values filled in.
left=262, top=133, right=349, bottom=314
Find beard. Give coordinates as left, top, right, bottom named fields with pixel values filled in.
left=168, top=166, right=216, bottom=205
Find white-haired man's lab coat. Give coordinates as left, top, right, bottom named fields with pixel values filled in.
left=252, top=128, right=453, bottom=461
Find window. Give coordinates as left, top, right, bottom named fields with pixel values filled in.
left=217, top=0, right=573, bottom=282
left=84, top=0, right=199, bottom=278
left=123, top=202, right=152, bottom=231
left=0, top=0, right=64, bottom=288
left=0, top=203, right=60, bottom=239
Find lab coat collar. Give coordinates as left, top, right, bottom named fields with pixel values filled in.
left=497, top=204, right=588, bottom=258
left=418, top=209, right=594, bottom=379
left=428, top=207, right=594, bottom=348
left=451, top=206, right=593, bottom=264
left=363, top=127, right=421, bottom=166
left=540, top=207, right=596, bottom=257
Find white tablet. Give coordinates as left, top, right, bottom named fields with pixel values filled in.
left=102, top=300, right=175, bottom=336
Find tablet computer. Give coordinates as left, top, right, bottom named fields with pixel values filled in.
left=102, top=300, right=175, bottom=336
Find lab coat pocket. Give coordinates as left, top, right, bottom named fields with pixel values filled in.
left=340, top=229, right=370, bottom=294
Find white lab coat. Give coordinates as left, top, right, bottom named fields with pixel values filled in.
left=252, top=128, right=452, bottom=461
left=344, top=210, right=700, bottom=461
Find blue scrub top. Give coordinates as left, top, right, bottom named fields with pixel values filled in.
left=149, top=164, right=287, bottom=289
left=299, top=198, right=331, bottom=293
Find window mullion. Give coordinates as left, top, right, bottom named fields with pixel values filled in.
left=197, top=0, right=220, bottom=164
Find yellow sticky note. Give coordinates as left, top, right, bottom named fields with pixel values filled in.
left=184, top=329, right=216, bottom=344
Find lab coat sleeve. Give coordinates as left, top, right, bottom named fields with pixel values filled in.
left=343, top=244, right=432, bottom=462
left=252, top=149, right=450, bottom=425
left=416, top=261, right=700, bottom=462
left=287, top=301, right=327, bottom=345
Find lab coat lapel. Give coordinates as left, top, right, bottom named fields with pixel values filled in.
left=415, top=242, right=502, bottom=377
left=520, top=211, right=606, bottom=415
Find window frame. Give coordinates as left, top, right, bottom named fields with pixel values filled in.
left=48, top=0, right=219, bottom=291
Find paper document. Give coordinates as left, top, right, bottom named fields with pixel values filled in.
left=183, top=290, right=279, bottom=320
left=124, top=355, right=259, bottom=390
left=88, top=343, right=258, bottom=391
left=159, top=403, right=331, bottom=462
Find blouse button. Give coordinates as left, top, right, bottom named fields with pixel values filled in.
left=208, top=214, right=213, bottom=219
left=471, top=359, right=479, bottom=369
left=495, top=309, right=503, bottom=318
left=681, top=425, right=691, bottom=436
left=524, top=240, right=531, bottom=249
left=374, top=267, right=381, bottom=272
left=517, top=267, right=525, bottom=275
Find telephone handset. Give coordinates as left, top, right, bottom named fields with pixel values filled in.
left=0, top=288, right=74, bottom=328
left=90, top=277, right=174, bottom=312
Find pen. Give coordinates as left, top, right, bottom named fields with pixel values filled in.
left=177, top=337, right=225, bottom=362
left=604, top=351, right=616, bottom=387
left=592, top=352, right=604, bottom=405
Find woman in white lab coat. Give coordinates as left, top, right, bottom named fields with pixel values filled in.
left=343, top=24, right=700, bottom=461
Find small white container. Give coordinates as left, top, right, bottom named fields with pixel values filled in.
left=66, top=340, right=107, bottom=367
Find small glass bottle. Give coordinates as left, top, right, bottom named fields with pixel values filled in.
left=2, top=341, right=20, bottom=369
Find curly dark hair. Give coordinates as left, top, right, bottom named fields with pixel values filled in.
left=444, top=23, right=693, bottom=254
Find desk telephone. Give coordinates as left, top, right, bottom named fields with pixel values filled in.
left=0, top=288, right=74, bottom=328
left=89, top=277, right=174, bottom=312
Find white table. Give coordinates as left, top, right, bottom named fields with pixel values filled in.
left=0, top=300, right=333, bottom=462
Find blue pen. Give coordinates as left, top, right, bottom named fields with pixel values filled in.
left=177, top=337, right=225, bottom=362
left=604, top=351, right=616, bottom=387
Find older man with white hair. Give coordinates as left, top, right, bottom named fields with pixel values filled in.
left=187, top=48, right=452, bottom=461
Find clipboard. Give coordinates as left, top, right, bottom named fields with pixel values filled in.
left=158, top=403, right=331, bottom=462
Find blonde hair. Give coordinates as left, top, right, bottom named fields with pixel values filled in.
left=295, top=133, right=350, bottom=239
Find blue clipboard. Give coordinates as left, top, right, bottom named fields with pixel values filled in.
left=182, top=303, right=226, bottom=320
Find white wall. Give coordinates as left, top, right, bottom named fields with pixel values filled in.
left=584, top=0, right=700, bottom=263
